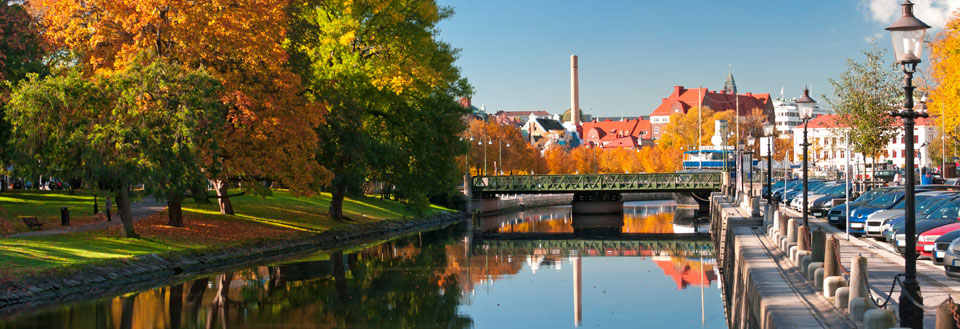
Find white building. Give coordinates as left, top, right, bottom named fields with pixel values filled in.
left=790, top=114, right=937, bottom=177
left=774, top=99, right=832, bottom=133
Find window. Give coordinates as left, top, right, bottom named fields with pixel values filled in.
left=654, top=127, right=659, bottom=134
left=914, top=135, right=919, bottom=143
left=902, top=150, right=906, bottom=158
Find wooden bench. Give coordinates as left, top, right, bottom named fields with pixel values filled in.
left=20, top=216, right=43, bottom=230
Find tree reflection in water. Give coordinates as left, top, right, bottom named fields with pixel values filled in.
left=0, top=209, right=717, bottom=329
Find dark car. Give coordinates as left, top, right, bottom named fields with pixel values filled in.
left=848, top=191, right=905, bottom=236
left=932, top=229, right=960, bottom=264
left=810, top=184, right=850, bottom=217
left=827, top=187, right=895, bottom=226
left=892, top=218, right=960, bottom=255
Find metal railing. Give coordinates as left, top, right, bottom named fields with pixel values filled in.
left=471, top=172, right=723, bottom=195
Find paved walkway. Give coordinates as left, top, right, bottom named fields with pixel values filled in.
left=10, top=197, right=166, bottom=237
left=782, top=206, right=959, bottom=328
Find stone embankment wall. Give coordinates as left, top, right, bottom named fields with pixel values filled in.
left=0, top=212, right=468, bottom=315
left=475, top=194, right=573, bottom=214
left=710, top=194, right=839, bottom=329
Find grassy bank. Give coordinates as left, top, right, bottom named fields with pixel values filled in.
left=0, top=190, right=454, bottom=280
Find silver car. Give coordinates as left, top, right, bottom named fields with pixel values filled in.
left=942, top=236, right=960, bottom=278
left=865, top=191, right=952, bottom=238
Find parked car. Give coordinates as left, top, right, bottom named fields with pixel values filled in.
left=773, top=180, right=805, bottom=202
left=942, top=236, right=960, bottom=276
left=892, top=219, right=960, bottom=255
left=783, top=180, right=826, bottom=208
left=917, top=222, right=960, bottom=259
left=789, top=181, right=835, bottom=210
left=864, top=191, right=952, bottom=238
left=932, top=229, right=960, bottom=264
left=848, top=190, right=906, bottom=236
left=877, top=193, right=959, bottom=241
left=809, top=184, right=850, bottom=217
left=827, top=187, right=895, bottom=227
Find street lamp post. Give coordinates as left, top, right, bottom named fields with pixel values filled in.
left=739, top=141, right=745, bottom=201
left=480, top=136, right=493, bottom=176
left=763, top=123, right=775, bottom=206
left=797, top=87, right=816, bottom=232
left=498, top=140, right=511, bottom=175
left=885, top=1, right=930, bottom=327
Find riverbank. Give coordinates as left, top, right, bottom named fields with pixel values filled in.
left=0, top=210, right=467, bottom=314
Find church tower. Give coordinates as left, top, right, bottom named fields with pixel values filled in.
left=723, top=70, right=737, bottom=94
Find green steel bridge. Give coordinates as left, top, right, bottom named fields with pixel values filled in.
left=470, top=172, right=724, bottom=197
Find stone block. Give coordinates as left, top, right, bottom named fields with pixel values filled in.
left=789, top=246, right=798, bottom=261
left=807, top=262, right=823, bottom=281
left=863, top=309, right=897, bottom=329
left=814, top=268, right=825, bottom=290
left=824, top=276, right=847, bottom=298
left=849, top=297, right=877, bottom=321
left=799, top=253, right=814, bottom=275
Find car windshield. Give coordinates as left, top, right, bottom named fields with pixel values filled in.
left=925, top=201, right=960, bottom=219
left=812, top=184, right=834, bottom=193
left=827, top=185, right=846, bottom=195
left=772, top=181, right=787, bottom=188
left=854, top=189, right=888, bottom=203
left=892, top=195, right=932, bottom=210
left=919, top=195, right=953, bottom=213
left=866, top=192, right=900, bottom=208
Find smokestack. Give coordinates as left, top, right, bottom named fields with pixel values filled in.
left=571, top=55, right=580, bottom=126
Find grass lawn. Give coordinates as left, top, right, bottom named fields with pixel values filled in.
left=0, top=190, right=101, bottom=236
left=0, top=189, right=456, bottom=280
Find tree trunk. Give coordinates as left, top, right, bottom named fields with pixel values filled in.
left=169, top=283, right=184, bottom=329
left=167, top=194, right=183, bottom=227
left=116, top=184, right=139, bottom=238
left=330, top=182, right=347, bottom=221
left=332, top=251, right=349, bottom=303
left=213, top=180, right=234, bottom=215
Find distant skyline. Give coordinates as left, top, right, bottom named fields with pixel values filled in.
left=436, top=0, right=959, bottom=117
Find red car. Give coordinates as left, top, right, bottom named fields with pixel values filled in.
left=918, top=222, right=960, bottom=258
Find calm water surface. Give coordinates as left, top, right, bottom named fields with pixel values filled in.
left=0, top=200, right=726, bottom=328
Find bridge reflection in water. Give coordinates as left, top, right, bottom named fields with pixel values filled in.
left=470, top=200, right=719, bottom=327
left=0, top=203, right=724, bottom=329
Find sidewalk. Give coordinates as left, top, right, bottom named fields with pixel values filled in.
left=10, top=197, right=166, bottom=237
left=782, top=206, right=960, bottom=328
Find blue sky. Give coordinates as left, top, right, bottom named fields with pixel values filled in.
left=435, top=0, right=958, bottom=117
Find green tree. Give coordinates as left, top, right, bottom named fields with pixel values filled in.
left=561, top=108, right=586, bottom=122
left=825, top=45, right=902, bottom=179
left=0, top=0, right=46, bottom=170
left=6, top=55, right=225, bottom=236
left=289, top=0, right=471, bottom=219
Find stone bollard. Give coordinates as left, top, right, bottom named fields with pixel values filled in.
left=836, top=287, right=850, bottom=309
left=824, top=236, right=839, bottom=278
left=812, top=229, right=826, bottom=263
left=936, top=298, right=960, bottom=329
left=798, top=225, right=810, bottom=251
left=825, top=276, right=848, bottom=298
left=814, top=268, right=825, bottom=290
left=778, top=213, right=788, bottom=238
left=849, top=297, right=877, bottom=321
left=796, top=250, right=811, bottom=266
left=848, top=255, right=869, bottom=311
left=807, top=262, right=823, bottom=281
left=799, top=253, right=814, bottom=274
left=784, top=218, right=797, bottom=251
left=863, top=309, right=897, bottom=329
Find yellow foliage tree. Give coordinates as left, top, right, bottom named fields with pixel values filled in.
left=929, top=11, right=960, bottom=148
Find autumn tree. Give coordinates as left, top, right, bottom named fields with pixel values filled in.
left=6, top=56, right=224, bottom=236
left=464, top=120, right=544, bottom=175
left=929, top=11, right=960, bottom=154
left=290, top=0, right=471, bottom=219
left=0, top=0, right=45, bottom=168
left=825, top=45, right=902, bottom=179
left=29, top=0, right=328, bottom=216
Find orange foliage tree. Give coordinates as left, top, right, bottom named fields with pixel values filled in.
left=929, top=10, right=960, bottom=165
left=465, top=120, right=545, bottom=175
left=29, top=0, right=328, bottom=215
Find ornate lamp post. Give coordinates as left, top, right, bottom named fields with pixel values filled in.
left=886, top=1, right=930, bottom=326
left=797, top=87, right=816, bottom=231
left=739, top=141, right=746, bottom=201
left=763, top=123, right=775, bottom=205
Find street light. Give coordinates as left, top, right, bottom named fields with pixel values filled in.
left=886, top=2, right=930, bottom=327
left=797, top=87, right=816, bottom=233
left=738, top=141, right=745, bottom=201
left=763, top=123, right=775, bottom=207
left=479, top=136, right=493, bottom=176
left=498, top=140, right=511, bottom=175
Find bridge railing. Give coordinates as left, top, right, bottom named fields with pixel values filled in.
left=471, top=172, right=723, bottom=194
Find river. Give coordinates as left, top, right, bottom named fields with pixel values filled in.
left=0, top=200, right=726, bottom=328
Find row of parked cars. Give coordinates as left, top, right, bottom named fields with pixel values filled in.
left=763, top=180, right=960, bottom=278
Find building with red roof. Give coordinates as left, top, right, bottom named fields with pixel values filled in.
left=649, top=76, right=774, bottom=139
left=790, top=114, right=938, bottom=176
left=580, top=117, right=653, bottom=149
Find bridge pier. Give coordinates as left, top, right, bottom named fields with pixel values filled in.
left=571, top=192, right=623, bottom=215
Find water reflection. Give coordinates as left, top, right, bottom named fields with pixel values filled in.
left=0, top=200, right=725, bottom=329
left=489, top=200, right=710, bottom=235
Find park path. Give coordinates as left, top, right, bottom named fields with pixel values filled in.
left=10, top=197, right=166, bottom=238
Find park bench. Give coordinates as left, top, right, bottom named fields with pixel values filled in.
left=20, top=216, right=43, bottom=230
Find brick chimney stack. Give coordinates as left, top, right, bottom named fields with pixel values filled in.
left=571, top=55, right=580, bottom=126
